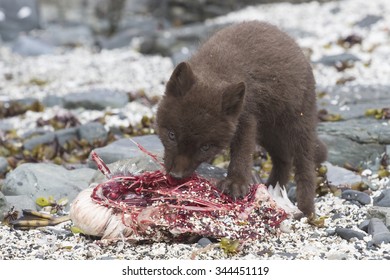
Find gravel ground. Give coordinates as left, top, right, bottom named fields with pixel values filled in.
left=1, top=0, right=390, bottom=260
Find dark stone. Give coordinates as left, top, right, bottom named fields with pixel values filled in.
left=356, top=15, right=383, bottom=28
left=341, top=190, right=371, bottom=205
left=358, top=220, right=370, bottom=232
left=335, top=227, right=366, bottom=241
left=331, top=213, right=343, bottom=220
left=63, top=89, right=129, bottom=110
left=373, top=189, right=390, bottom=207
left=197, top=237, right=212, bottom=248
left=77, top=122, right=108, bottom=145
left=0, top=0, right=40, bottom=41
left=368, top=218, right=390, bottom=245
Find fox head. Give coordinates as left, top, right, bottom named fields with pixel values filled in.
left=156, top=62, right=246, bottom=179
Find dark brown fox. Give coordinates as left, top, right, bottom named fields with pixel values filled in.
left=156, top=21, right=327, bottom=217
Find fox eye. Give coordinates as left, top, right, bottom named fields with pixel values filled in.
left=168, top=130, right=176, bottom=141
left=200, top=144, right=210, bottom=152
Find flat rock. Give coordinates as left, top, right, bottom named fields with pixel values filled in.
left=11, top=35, right=56, bottom=56
left=2, top=163, right=96, bottom=210
left=78, top=122, right=108, bottom=145
left=23, top=132, right=56, bottom=151
left=89, top=135, right=164, bottom=167
left=324, top=162, right=362, bottom=187
left=341, top=189, right=371, bottom=205
left=316, top=53, right=360, bottom=66
left=373, top=189, right=390, bottom=207
left=356, top=14, right=383, bottom=28
left=63, top=89, right=129, bottom=110
left=335, top=227, right=366, bottom=241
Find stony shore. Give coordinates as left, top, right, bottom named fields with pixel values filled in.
left=1, top=0, right=390, bottom=260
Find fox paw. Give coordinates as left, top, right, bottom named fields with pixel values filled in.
left=217, top=178, right=249, bottom=199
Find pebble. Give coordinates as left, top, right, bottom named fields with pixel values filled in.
left=341, top=190, right=371, bottom=205
left=368, top=218, right=390, bottom=245
left=358, top=220, right=370, bottom=232
left=373, top=189, right=390, bottom=207
left=367, top=206, right=390, bottom=228
left=197, top=237, right=213, bottom=248
left=335, top=227, right=366, bottom=241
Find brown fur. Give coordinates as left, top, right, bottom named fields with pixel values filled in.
left=156, top=21, right=327, bottom=216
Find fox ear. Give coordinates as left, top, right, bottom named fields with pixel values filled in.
left=221, top=82, right=246, bottom=116
left=165, top=62, right=196, bottom=98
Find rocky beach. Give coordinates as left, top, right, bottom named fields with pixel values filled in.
left=1, top=0, right=390, bottom=260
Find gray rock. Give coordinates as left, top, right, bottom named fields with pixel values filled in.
left=0, top=157, right=9, bottom=174
left=23, top=132, right=56, bottom=151
left=78, top=122, right=108, bottom=145
left=367, top=206, right=390, bottom=228
left=197, top=237, right=212, bottom=248
left=358, top=220, right=370, bottom=232
left=341, top=190, right=371, bottom=205
left=11, top=35, right=56, bottom=56
left=36, top=24, right=95, bottom=48
left=63, top=89, right=129, bottom=110
left=0, top=192, right=9, bottom=220
left=0, top=0, right=40, bottom=41
left=318, top=133, right=384, bottom=167
left=373, top=189, right=390, bottom=207
left=324, top=162, right=362, bottom=187
left=316, top=53, right=360, bottom=66
left=356, top=15, right=383, bottom=28
left=42, top=95, right=64, bottom=107
left=98, top=17, right=158, bottom=50
left=4, top=195, right=36, bottom=213
left=368, top=218, right=390, bottom=245
left=287, top=185, right=297, bottom=203
left=90, top=156, right=162, bottom=184
left=55, top=127, right=78, bottom=147
left=2, top=163, right=96, bottom=210
left=335, top=227, right=366, bottom=241
left=89, top=135, right=164, bottom=167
